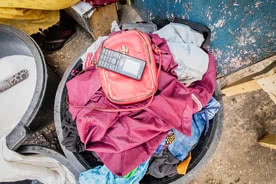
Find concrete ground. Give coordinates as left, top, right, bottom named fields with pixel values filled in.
left=38, top=5, right=275, bottom=184
left=190, top=90, right=276, bottom=184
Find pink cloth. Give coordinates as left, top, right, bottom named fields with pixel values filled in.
left=83, top=0, right=118, bottom=6
left=66, top=34, right=216, bottom=176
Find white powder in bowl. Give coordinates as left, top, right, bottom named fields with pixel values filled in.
left=0, top=55, right=37, bottom=137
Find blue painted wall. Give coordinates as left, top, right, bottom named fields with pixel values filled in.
left=132, top=0, right=276, bottom=77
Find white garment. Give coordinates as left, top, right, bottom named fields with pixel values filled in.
left=0, top=137, right=75, bottom=184
left=154, top=23, right=209, bottom=85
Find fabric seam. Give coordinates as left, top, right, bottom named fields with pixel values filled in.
left=191, top=93, right=202, bottom=111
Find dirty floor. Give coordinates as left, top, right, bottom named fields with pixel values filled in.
left=190, top=90, right=276, bottom=184
left=27, top=5, right=276, bottom=184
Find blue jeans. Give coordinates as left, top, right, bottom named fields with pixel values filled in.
left=168, top=97, right=220, bottom=161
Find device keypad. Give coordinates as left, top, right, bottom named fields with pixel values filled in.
left=97, top=47, right=146, bottom=80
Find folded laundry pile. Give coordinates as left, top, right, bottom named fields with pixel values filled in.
left=62, top=21, right=220, bottom=184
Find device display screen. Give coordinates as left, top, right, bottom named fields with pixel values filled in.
left=122, top=59, right=140, bottom=76
left=97, top=47, right=146, bottom=80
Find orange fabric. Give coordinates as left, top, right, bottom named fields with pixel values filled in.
left=176, top=153, right=192, bottom=175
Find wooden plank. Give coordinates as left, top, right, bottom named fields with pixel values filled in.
left=89, top=3, right=118, bottom=39
left=255, top=68, right=276, bottom=104
left=220, top=59, right=276, bottom=98
left=218, top=55, right=276, bottom=89
left=258, top=134, right=276, bottom=150
left=221, top=80, right=261, bottom=96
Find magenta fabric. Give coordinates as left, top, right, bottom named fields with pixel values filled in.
left=66, top=34, right=216, bottom=176
left=83, top=0, right=118, bottom=6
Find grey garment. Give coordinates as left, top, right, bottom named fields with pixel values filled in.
left=154, top=23, right=209, bottom=85
left=148, top=149, right=180, bottom=178
left=154, top=22, right=204, bottom=47
left=172, top=18, right=211, bottom=49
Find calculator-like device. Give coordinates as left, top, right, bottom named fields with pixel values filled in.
left=97, top=48, right=146, bottom=80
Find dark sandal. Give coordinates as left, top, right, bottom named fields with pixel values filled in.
left=42, top=25, right=76, bottom=53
